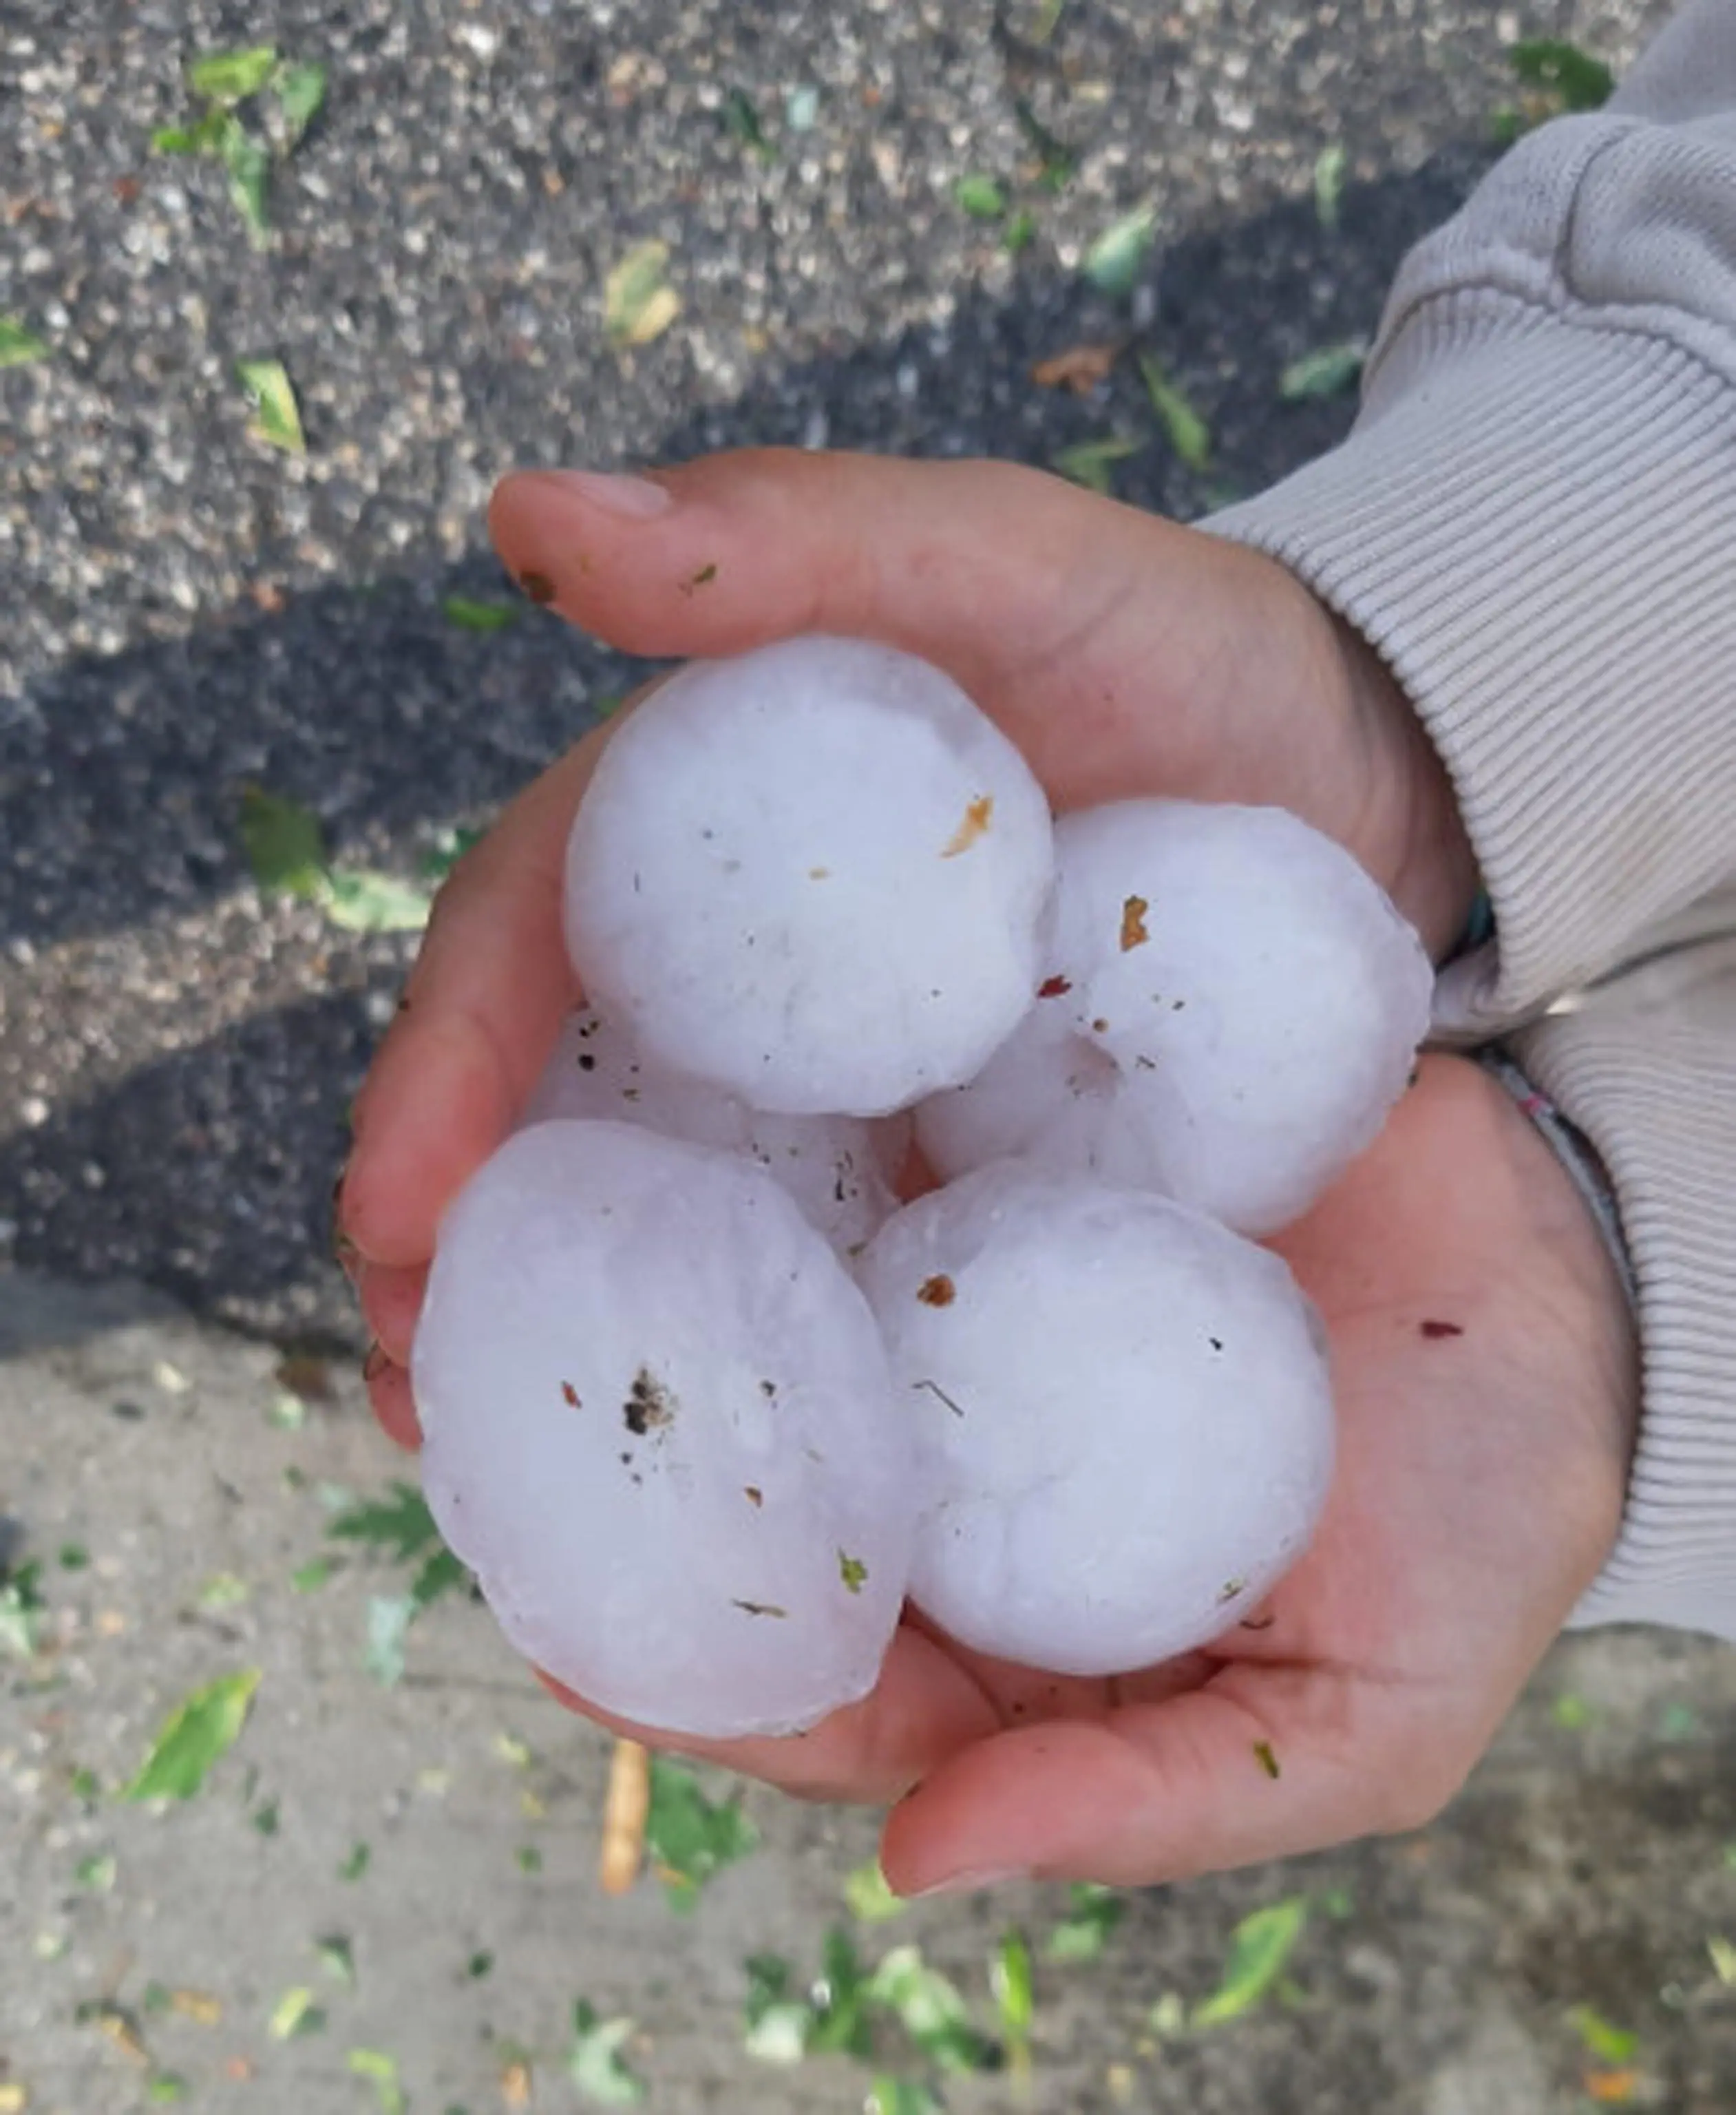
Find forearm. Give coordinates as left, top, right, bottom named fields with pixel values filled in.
left=1207, top=0, right=1736, bottom=1031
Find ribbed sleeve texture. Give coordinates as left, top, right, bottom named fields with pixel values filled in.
left=1205, top=0, right=1736, bottom=1641
left=1517, top=984, right=1736, bottom=1635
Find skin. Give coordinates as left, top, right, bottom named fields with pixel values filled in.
left=337, top=450, right=1636, bottom=1895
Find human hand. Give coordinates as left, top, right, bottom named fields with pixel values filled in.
left=342, top=445, right=1477, bottom=1416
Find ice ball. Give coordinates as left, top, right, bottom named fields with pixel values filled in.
left=916, top=801, right=1432, bottom=1232
left=413, top=1120, right=918, bottom=1738
left=520, top=1006, right=904, bottom=1254
left=563, top=636, right=1055, bottom=1117
left=858, top=1162, right=1335, bottom=1676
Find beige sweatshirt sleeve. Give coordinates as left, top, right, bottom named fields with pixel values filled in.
left=1207, top=0, right=1736, bottom=1032
left=1206, top=0, right=1736, bottom=1637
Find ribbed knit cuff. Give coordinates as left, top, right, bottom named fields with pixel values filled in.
left=1513, top=993, right=1736, bottom=1637
left=1205, top=297, right=1736, bottom=1037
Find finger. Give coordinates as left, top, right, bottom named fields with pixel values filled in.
left=880, top=1661, right=1448, bottom=1894
left=355, top=1259, right=427, bottom=1367
left=489, top=450, right=1290, bottom=812
left=340, top=741, right=595, bottom=1267
left=364, top=1347, right=422, bottom=1451
left=536, top=1618, right=1004, bottom=1807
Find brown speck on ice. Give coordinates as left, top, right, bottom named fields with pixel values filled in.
left=1091, top=1017, right=1110, bottom=1035
left=940, top=795, right=994, bottom=858
left=1037, top=974, right=1072, bottom=999
left=1119, top=894, right=1150, bottom=951
left=561, top=1380, right=582, bottom=1409
left=743, top=1486, right=763, bottom=1508
left=912, top=1377, right=966, bottom=1418
left=759, top=1378, right=777, bottom=1398
left=917, top=1274, right=956, bottom=1307
left=577, top=1053, right=596, bottom=1072
left=1420, top=1318, right=1465, bottom=1340
left=808, top=866, right=832, bottom=880
left=624, top=1367, right=676, bottom=1435
left=732, top=1599, right=788, bottom=1619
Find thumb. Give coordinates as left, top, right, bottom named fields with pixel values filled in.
left=487, top=450, right=1295, bottom=812
left=878, top=1664, right=1455, bottom=1893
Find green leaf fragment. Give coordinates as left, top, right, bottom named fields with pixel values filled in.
left=339, top=1842, right=372, bottom=1882
left=1138, top=354, right=1211, bottom=470
left=291, top=1556, right=337, bottom=1592
left=269, top=1985, right=325, bottom=2039
left=252, top=1797, right=280, bottom=1836
left=838, top=1550, right=869, bottom=1595
left=189, top=45, right=280, bottom=105
left=517, top=1844, right=542, bottom=1873
left=743, top=1953, right=808, bottom=2061
left=807, top=1927, right=874, bottom=2057
left=365, top=1595, right=414, bottom=1687
left=1082, top=202, right=1157, bottom=297
left=348, top=2048, right=405, bottom=2115
left=273, top=61, right=328, bottom=146
left=1050, top=436, right=1144, bottom=496
left=955, top=173, right=1007, bottom=219
left=440, top=593, right=521, bottom=633
left=1192, top=1896, right=1309, bottom=2028
left=1710, top=1935, right=1736, bottom=1986
left=1013, top=96, right=1077, bottom=190
left=321, top=868, right=435, bottom=934
left=421, top=824, right=487, bottom=881
left=151, top=111, right=229, bottom=156
left=1552, top=1691, right=1594, bottom=1730
left=241, top=787, right=326, bottom=900
left=0, top=1559, right=45, bottom=1659
left=1568, top=2004, right=1638, bottom=2064
left=845, top=1858, right=906, bottom=1923
left=198, top=1572, right=249, bottom=1610
left=604, top=240, right=681, bottom=348
left=59, top=1544, right=89, bottom=1571
left=410, top=1544, right=469, bottom=1608
left=1047, top=1882, right=1123, bottom=1962
left=1002, top=208, right=1037, bottom=255
left=70, top=1765, right=100, bottom=1803
left=317, top=1934, right=356, bottom=1985
left=644, top=1756, right=759, bottom=1911
left=147, top=2076, right=189, bottom=2103
left=235, top=357, right=304, bottom=451
left=569, top=2001, right=647, bottom=2106
left=1313, top=143, right=1347, bottom=229
left=868, top=1944, right=997, bottom=2072
left=467, top=1950, right=494, bottom=1979
left=328, top=1482, right=441, bottom=1561
left=992, top=1929, right=1034, bottom=2039
left=123, top=1668, right=260, bottom=1801
left=0, top=317, right=51, bottom=367
left=1278, top=341, right=1365, bottom=402
left=1508, top=39, right=1615, bottom=112
left=219, top=118, right=273, bottom=246
left=723, top=87, right=774, bottom=162
left=76, top=1851, right=118, bottom=1892
left=866, top=2081, right=946, bottom=2115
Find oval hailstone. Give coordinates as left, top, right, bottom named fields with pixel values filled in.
left=520, top=1005, right=906, bottom=1253
left=414, top=1121, right=916, bottom=1738
left=858, top=1162, right=1335, bottom=1676
left=915, top=801, right=1432, bottom=1233
left=563, top=635, right=1055, bottom=1117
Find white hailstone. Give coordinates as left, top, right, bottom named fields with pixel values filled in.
left=915, top=801, right=1432, bottom=1233
left=858, top=1163, right=1335, bottom=1676
left=520, top=1006, right=905, bottom=1253
left=563, top=635, right=1055, bottom=1118
left=413, top=1120, right=916, bottom=1738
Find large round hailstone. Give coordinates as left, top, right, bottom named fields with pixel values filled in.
left=414, top=1120, right=916, bottom=1738
left=564, top=636, right=1055, bottom=1117
left=915, top=801, right=1432, bottom=1233
left=520, top=1006, right=905, bottom=1254
left=858, top=1164, right=1334, bottom=1676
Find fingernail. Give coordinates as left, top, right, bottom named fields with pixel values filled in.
left=363, top=1340, right=390, bottom=1385
left=904, top=1866, right=1029, bottom=1900
left=531, top=468, right=673, bottom=520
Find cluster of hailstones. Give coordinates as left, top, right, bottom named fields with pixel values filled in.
left=412, top=638, right=1433, bottom=1740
